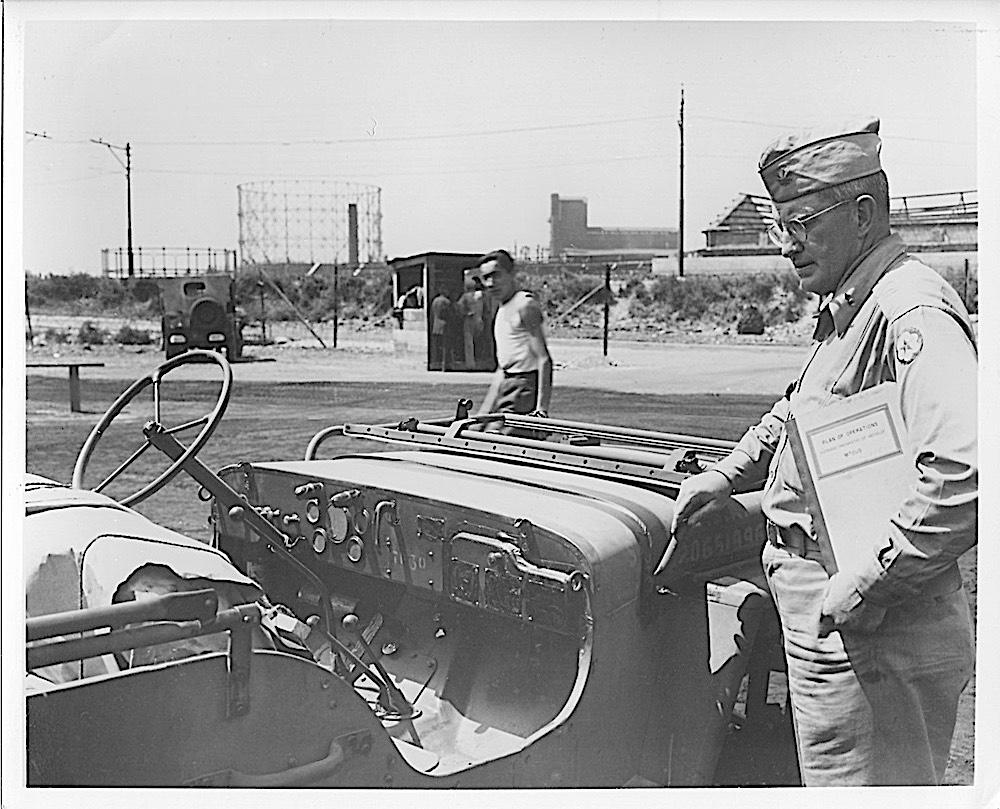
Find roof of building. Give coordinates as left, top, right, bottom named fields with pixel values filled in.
left=387, top=251, right=483, bottom=266
left=703, top=189, right=978, bottom=242
left=705, top=194, right=773, bottom=232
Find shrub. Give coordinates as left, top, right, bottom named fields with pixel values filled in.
left=43, top=326, right=70, bottom=344
left=736, top=305, right=766, bottom=335
left=235, top=269, right=397, bottom=324
left=77, top=321, right=108, bottom=345
left=114, top=324, right=153, bottom=345
left=27, top=274, right=124, bottom=306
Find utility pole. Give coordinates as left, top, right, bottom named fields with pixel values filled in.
left=677, top=85, right=685, bottom=279
left=92, top=138, right=135, bottom=277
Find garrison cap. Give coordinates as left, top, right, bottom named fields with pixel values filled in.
left=759, top=117, right=882, bottom=203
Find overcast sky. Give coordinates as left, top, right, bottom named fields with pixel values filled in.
left=6, top=4, right=993, bottom=274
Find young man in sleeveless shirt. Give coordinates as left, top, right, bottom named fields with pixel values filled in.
left=474, top=249, right=553, bottom=435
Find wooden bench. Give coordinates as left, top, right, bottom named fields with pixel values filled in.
left=26, top=362, right=105, bottom=413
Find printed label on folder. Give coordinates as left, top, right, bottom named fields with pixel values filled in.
left=806, top=404, right=903, bottom=479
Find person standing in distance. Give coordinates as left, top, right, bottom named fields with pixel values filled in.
left=458, top=274, right=485, bottom=369
left=475, top=249, right=553, bottom=432
left=429, top=288, right=453, bottom=371
left=670, top=118, right=977, bottom=786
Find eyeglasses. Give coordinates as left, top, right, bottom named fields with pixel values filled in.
left=766, top=198, right=855, bottom=246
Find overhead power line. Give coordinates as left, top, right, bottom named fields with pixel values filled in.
left=26, top=111, right=975, bottom=150
left=137, top=113, right=675, bottom=146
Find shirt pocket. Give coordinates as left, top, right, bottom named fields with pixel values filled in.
left=829, top=313, right=891, bottom=398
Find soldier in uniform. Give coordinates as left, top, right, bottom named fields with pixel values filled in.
left=429, top=289, right=453, bottom=371
left=458, top=275, right=486, bottom=369
left=671, top=118, right=977, bottom=786
left=474, top=249, right=552, bottom=434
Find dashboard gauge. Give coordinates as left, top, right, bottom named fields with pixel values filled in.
left=305, top=498, right=322, bottom=524
left=328, top=506, right=350, bottom=543
left=354, top=508, right=371, bottom=535
left=347, top=536, right=364, bottom=563
left=312, top=527, right=327, bottom=554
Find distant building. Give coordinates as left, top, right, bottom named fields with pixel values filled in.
left=701, top=195, right=775, bottom=254
left=655, top=189, right=980, bottom=277
left=888, top=191, right=977, bottom=251
left=701, top=190, right=978, bottom=256
left=549, top=194, right=677, bottom=261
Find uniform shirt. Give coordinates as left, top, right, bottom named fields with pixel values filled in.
left=713, top=233, right=977, bottom=606
left=494, top=290, right=544, bottom=373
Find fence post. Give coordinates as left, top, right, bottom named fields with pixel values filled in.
left=333, top=262, right=339, bottom=349
left=258, top=280, right=267, bottom=343
left=603, top=264, right=611, bottom=357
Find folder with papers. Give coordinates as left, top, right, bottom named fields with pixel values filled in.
left=786, top=382, right=914, bottom=576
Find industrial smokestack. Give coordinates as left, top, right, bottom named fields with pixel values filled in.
left=348, top=203, right=359, bottom=266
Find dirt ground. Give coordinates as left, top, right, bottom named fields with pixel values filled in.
left=22, top=336, right=977, bottom=786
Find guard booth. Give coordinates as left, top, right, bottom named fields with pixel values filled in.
left=388, top=252, right=497, bottom=372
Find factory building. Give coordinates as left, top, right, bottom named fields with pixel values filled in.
left=549, top=194, right=678, bottom=261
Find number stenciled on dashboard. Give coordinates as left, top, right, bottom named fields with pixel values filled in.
left=390, top=548, right=429, bottom=572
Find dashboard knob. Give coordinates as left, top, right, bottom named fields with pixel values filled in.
left=294, top=481, right=323, bottom=498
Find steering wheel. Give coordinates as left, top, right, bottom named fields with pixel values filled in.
left=72, top=349, right=233, bottom=507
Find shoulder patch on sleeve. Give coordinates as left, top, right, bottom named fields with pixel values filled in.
left=895, top=327, right=924, bottom=364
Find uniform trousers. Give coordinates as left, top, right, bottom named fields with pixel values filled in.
left=761, top=540, right=973, bottom=786
left=485, top=371, right=546, bottom=439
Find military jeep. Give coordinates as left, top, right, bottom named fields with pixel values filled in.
left=158, top=273, right=243, bottom=360
left=25, top=351, right=796, bottom=788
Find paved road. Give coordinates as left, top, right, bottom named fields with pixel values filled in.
left=25, top=335, right=810, bottom=398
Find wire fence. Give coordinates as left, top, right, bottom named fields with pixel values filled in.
left=102, top=247, right=238, bottom=278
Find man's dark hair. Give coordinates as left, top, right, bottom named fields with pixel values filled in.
left=476, top=249, right=515, bottom=272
